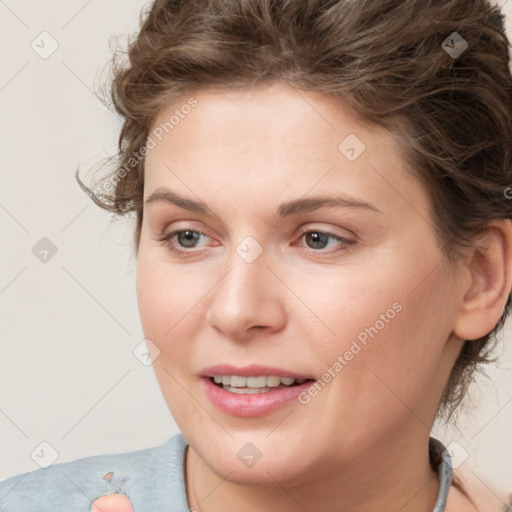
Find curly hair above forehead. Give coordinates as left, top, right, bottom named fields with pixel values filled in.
left=77, top=0, right=512, bottom=422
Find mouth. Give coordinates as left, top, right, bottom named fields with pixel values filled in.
left=200, top=364, right=316, bottom=418
left=209, top=375, right=313, bottom=394
left=200, top=366, right=317, bottom=416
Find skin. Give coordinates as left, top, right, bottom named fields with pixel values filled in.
left=90, top=494, right=133, bottom=512
left=94, top=80, right=512, bottom=512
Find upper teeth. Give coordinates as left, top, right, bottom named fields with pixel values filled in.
left=213, top=375, right=305, bottom=388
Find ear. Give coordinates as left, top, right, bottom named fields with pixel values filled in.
left=453, top=219, right=512, bottom=341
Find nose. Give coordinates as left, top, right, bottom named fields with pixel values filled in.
left=204, top=245, right=287, bottom=341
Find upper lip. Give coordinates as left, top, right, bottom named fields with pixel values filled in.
left=201, top=364, right=314, bottom=380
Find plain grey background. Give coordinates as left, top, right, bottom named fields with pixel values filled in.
left=1, top=0, right=512, bottom=496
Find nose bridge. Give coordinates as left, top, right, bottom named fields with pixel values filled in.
left=205, top=234, right=286, bottom=336
left=219, top=237, right=272, bottom=309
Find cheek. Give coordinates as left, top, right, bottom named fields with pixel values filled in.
left=136, top=248, right=205, bottom=343
left=136, top=254, right=195, bottom=383
left=136, top=252, right=207, bottom=428
left=316, top=258, right=456, bottom=433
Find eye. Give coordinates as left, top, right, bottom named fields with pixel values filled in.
left=296, top=229, right=355, bottom=253
left=157, top=229, right=211, bottom=255
left=156, top=227, right=355, bottom=256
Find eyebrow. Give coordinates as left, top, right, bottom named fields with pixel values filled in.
left=144, top=187, right=381, bottom=216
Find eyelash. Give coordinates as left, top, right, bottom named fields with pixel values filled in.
left=156, top=227, right=355, bottom=256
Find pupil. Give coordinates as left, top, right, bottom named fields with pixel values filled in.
left=179, top=230, right=199, bottom=248
left=307, top=232, right=327, bottom=249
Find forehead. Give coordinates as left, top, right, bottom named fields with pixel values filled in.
left=148, top=80, right=392, bottom=149
left=143, top=81, right=430, bottom=222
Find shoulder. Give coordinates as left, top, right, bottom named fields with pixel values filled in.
left=446, top=484, right=480, bottom=512
left=447, top=474, right=512, bottom=512
left=0, top=434, right=189, bottom=512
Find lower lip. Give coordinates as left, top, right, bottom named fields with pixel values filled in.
left=201, top=377, right=315, bottom=417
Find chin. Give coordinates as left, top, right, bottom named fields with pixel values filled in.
left=189, top=434, right=317, bottom=487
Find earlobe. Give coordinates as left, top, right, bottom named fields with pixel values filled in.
left=453, top=219, right=512, bottom=341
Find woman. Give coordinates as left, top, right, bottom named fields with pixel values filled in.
left=1, top=0, right=512, bottom=510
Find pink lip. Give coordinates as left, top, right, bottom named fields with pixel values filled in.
left=201, top=377, right=315, bottom=417
left=201, top=364, right=314, bottom=380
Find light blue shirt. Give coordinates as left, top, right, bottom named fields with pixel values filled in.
left=0, top=434, right=452, bottom=511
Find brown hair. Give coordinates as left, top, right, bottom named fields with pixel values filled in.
left=77, top=0, right=512, bottom=426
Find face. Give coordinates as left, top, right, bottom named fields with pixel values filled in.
left=136, top=80, right=464, bottom=486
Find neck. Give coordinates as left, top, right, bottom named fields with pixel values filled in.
left=185, top=431, right=441, bottom=512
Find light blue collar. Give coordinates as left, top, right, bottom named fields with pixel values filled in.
left=430, top=437, right=453, bottom=512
